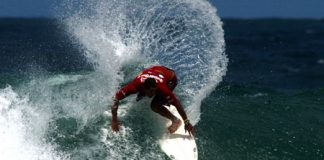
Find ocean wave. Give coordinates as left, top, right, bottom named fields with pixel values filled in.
left=62, top=0, right=227, bottom=125
left=0, top=86, right=69, bottom=160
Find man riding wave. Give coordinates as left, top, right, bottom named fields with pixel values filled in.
left=111, top=66, right=194, bottom=135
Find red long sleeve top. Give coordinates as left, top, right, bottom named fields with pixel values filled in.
left=115, top=66, right=180, bottom=107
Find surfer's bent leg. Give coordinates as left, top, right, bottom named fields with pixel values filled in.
left=151, top=95, right=177, bottom=120
left=151, top=95, right=181, bottom=133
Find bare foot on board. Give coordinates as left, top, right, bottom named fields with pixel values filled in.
left=168, top=118, right=182, bottom=133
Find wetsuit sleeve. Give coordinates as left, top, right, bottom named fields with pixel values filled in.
left=115, top=80, right=139, bottom=101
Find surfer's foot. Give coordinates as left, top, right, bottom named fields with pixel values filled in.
left=168, top=118, right=182, bottom=133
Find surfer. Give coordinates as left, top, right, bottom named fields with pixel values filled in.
left=111, top=66, right=194, bottom=135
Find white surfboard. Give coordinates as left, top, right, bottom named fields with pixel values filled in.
left=159, top=105, right=198, bottom=160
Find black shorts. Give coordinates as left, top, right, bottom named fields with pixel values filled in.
left=152, top=75, right=178, bottom=106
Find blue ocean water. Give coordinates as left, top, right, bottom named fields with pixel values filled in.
left=1, top=1, right=324, bottom=160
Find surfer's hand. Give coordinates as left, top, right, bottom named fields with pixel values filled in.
left=184, top=121, right=195, bottom=136
left=111, top=120, right=120, bottom=132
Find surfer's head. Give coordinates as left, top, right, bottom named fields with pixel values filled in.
left=144, top=78, right=157, bottom=98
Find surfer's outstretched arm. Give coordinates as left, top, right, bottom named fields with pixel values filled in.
left=111, top=82, right=138, bottom=132
left=111, top=99, right=120, bottom=132
left=173, top=102, right=195, bottom=136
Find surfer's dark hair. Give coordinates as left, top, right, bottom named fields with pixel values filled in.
left=144, top=78, right=157, bottom=89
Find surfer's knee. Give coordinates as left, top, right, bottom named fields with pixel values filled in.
left=150, top=100, right=160, bottom=113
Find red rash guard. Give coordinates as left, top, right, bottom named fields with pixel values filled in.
left=115, top=66, right=180, bottom=107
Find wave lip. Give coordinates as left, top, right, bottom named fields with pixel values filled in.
left=0, top=86, right=68, bottom=160
left=62, top=0, right=227, bottom=125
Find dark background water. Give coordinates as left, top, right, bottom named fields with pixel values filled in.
left=0, top=18, right=89, bottom=74
left=1, top=19, right=323, bottom=89
left=199, top=19, right=324, bottom=160
left=0, top=18, right=324, bottom=159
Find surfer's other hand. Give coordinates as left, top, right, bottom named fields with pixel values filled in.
left=185, top=122, right=195, bottom=136
left=111, top=121, right=120, bottom=132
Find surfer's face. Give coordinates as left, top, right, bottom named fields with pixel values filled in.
left=144, top=87, right=156, bottom=98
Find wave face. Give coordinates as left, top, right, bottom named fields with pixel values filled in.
left=63, top=0, right=228, bottom=125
